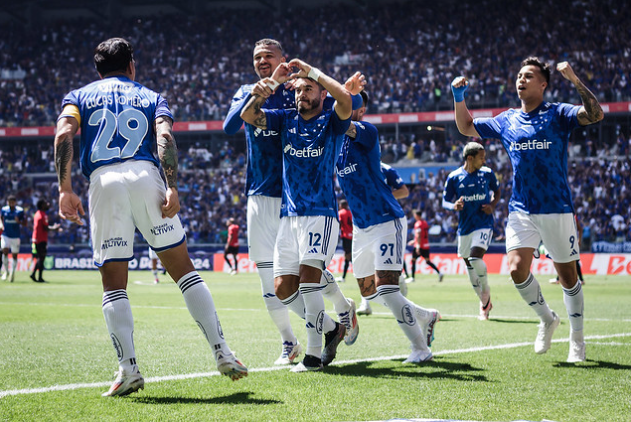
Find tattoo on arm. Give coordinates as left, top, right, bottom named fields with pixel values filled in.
left=245, top=95, right=267, bottom=129
left=156, top=122, right=178, bottom=189
left=55, top=138, right=73, bottom=186
left=345, top=123, right=357, bottom=138
left=575, top=80, right=604, bottom=125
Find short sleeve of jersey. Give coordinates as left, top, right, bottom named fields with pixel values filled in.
left=555, top=103, right=580, bottom=132
left=264, top=108, right=286, bottom=132
left=488, top=169, right=499, bottom=191
left=354, top=121, right=379, bottom=149
left=443, top=174, right=457, bottom=202
left=155, top=94, right=173, bottom=121
left=61, top=90, right=79, bottom=113
left=474, top=113, right=506, bottom=139
left=330, top=111, right=351, bottom=136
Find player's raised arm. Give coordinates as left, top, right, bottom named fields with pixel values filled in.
left=54, top=115, right=85, bottom=225
left=556, top=61, right=604, bottom=126
left=288, top=59, right=352, bottom=120
left=451, top=76, right=480, bottom=137
left=240, top=79, right=277, bottom=129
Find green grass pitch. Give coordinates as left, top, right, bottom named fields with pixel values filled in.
left=1, top=270, right=630, bottom=421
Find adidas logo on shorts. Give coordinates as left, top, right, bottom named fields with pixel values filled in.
left=308, top=248, right=318, bottom=254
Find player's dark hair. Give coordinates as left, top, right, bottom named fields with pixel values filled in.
left=414, top=210, right=422, bottom=217
left=340, top=199, right=348, bottom=208
left=360, top=91, right=369, bottom=107
left=37, top=199, right=48, bottom=210
left=7, top=194, right=16, bottom=201
left=463, top=142, right=485, bottom=160
left=297, top=76, right=325, bottom=92
left=94, top=38, right=134, bottom=76
left=521, top=56, right=550, bottom=85
left=254, top=38, right=283, bottom=53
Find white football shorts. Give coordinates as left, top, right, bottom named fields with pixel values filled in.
left=89, top=160, right=186, bottom=266
left=506, top=211, right=579, bottom=263
left=457, top=228, right=493, bottom=258
left=247, top=195, right=281, bottom=262
left=352, top=217, right=406, bottom=279
left=1, top=235, right=20, bottom=254
left=274, top=215, right=339, bottom=278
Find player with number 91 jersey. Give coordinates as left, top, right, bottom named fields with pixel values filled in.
left=60, top=76, right=172, bottom=179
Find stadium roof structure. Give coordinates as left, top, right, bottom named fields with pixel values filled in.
left=0, top=0, right=403, bottom=24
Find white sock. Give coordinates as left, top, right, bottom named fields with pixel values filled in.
left=514, top=273, right=554, bottom=324
left=300, top=283, right=336, bottom=358
left=360, top=296, right=371, bottom=308
left=321, top=269, right=351, bottom=314
left=377, top=284, right=426, bottom=350
left=408, top=299, right=431, bottom=321
left=1, top=255, right=7, bottom=272
left=102, top=290, right=137, bottom=372
left=11, top=258, right=17, bottom=273
left=368, top=292, right=388, bottom=307
left=280, top=289, right=306, bottom=319
left=468, top=258, right=488, bottom=301
left=257, top=262, right=296, bottom=344
left=176, top=271, right=232, bottom=362
left=562, top=281, right=584, bottom=332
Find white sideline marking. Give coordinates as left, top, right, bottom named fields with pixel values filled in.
left=1, top=332, right=629, bottom=398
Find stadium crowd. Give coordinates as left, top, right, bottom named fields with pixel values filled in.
left=0, top=0, right=630, bottom=127
left=1, top=136, right=629, bottom=250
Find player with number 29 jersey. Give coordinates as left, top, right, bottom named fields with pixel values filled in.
left=60, top=76, right=172, bottom=178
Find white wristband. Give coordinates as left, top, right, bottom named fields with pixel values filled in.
left=307, top=67, right=322, bottom=82
left=265, top=79, right=280, bottom=91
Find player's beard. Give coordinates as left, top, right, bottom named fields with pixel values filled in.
left=297, top=97, right=321, bottom=114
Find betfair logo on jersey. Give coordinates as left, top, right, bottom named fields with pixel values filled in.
left=253, top=128, right=279, bottom=137
left=101, top=237, right=128, bottom=250
left=463, top=193, right=487, bottom=202
left=150, top=223, right=175, bottom=236
left=336, top=163, right=358, bottom=177
left=509, top=139, right=552, bottom=151
left=283, top=143, right=324, bottom=158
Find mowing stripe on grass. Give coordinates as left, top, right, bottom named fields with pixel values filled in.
left=1, top=332, right=629, bottom=398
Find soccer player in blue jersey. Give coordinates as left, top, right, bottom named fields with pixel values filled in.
left=357, top=162, right=410, bottom=315
left=55, top=38, right=247, bottom=396
left=224, top=39, right=359, bottom=365
left=452, top=57, right=604, bottom=362
left=442, top=142, right=500, bottom=321
left=1, top=195, right=26, bottom=282
left=337, top=91, right=440, bottom=363
left=241, top=58, right=359, bottom=371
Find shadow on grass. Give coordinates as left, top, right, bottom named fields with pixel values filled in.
left=553, top=359, right=631, bottom=370
left=489, top=318, right=538, bottom=325
left=130, top=391, right=282, bottom=405
left=326, top=357, right=489, bottom=382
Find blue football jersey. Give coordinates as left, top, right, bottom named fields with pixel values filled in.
left=443, top=166, right=499, bottom=235
left=265, top=108, right=350, bottom=218
left=224, top=84, right=295, bottom=197
left=474, top=101, right=580, bottom=214
left=224, top=85, right=362, bottom=198
left=1, top=205, right=24, bottom=238
left=336, top=121, right=405, bottom=229
left=381, top=162, right=405, bottom=190
left=60, top=76, right=173, bottom=179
